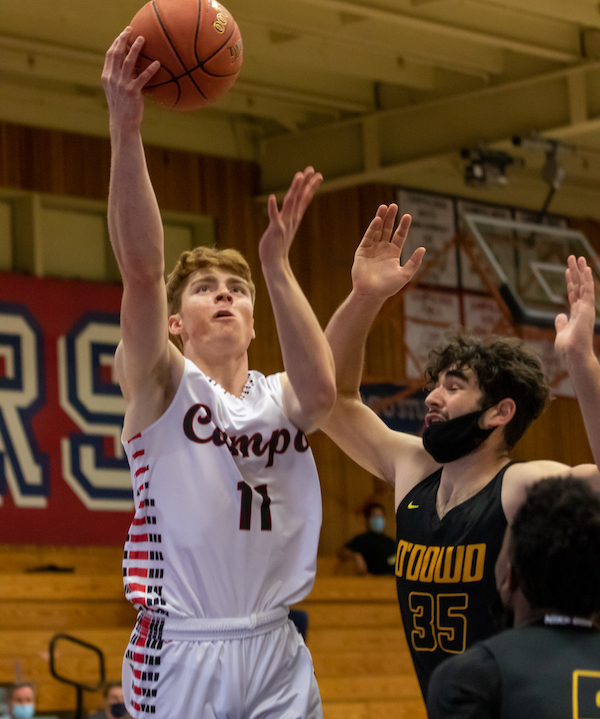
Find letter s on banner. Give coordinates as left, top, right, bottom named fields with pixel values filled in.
left=58, top=312, right=133, bottom=511
left=0, top=303, right=49, bottom=507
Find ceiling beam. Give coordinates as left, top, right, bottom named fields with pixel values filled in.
left=0, top=75, right=260, bottom=161
left=292, top=0, right=581, bottom=62
left=467, top=0, right=600, bottom=28
left=234, top=9, right=505, bottom=78
left=0, top=34, right=372, bottom=138
left=260, top=60, right=600, bottom=192
left=241, top=22, right=437, bottom=89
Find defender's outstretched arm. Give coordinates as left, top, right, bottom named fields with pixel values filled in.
left=322, top=205, right=431, bottom=486
left=555, top=255, right=600, bottom=470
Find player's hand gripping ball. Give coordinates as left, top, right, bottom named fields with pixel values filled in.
left=129, top=0, right=243, bottom=110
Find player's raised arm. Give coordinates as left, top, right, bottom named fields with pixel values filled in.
left=258, top=168, right=336, bottom=433
left=321, top=206, right=429, bottom=484
left=102, top=29, right=174, bottom=403
left=555, top=255, right=600, bottom=473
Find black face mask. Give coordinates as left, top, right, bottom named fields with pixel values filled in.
left=422, top=408, right=494, bottom=463
left=110, top=704, right=128, bottom=719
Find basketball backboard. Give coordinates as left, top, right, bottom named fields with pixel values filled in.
left=463, top=214, right=600, bottom=333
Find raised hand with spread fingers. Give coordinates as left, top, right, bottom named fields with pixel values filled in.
left=352, top=204, right=425, bottom=301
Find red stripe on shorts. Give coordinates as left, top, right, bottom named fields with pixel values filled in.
left=128, top=534, right=148, bottom=543
left=128, top=567, right=148, bottom=577
left=128, top=551, right=149, bottom=560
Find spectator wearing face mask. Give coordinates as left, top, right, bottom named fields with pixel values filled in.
left=2, top=683, right=36, bottom=719
left=87, top=683, right=130, bottom=719
left=338, top=502, right=397, bottom=575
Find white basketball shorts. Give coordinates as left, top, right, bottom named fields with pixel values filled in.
left=122, top=608, right=323, bottom=719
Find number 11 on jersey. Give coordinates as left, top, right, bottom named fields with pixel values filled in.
left=237, top=481, right=272, bottom=531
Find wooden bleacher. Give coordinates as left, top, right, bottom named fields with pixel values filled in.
left=0, top=547, right=426, bottom=718
left=295, top=558, right=426, bottom=719
left=0, top=545, right=131, bottom=714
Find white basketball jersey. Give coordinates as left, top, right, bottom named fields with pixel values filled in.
left=121, top=358, right=322, bottom=619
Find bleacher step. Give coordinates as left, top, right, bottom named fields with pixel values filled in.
left=322, top=700, right=427, bottom=719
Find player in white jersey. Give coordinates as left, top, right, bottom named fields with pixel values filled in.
left=102, top=29, right=336, bottom=719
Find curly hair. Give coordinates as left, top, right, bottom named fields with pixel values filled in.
left=424, top=333, right=550, bottom=450
left=165, top=246, right=255, bottom=352
left=511, top=477, right=600, bottom=616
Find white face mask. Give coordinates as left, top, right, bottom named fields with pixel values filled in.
left=12, top=704, right=35, bottom=719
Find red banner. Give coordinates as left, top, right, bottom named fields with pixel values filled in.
left=0, top=272, right=132, bottom=545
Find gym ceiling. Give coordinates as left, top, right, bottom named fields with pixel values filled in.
left=3, top=0, right=600, bottom=218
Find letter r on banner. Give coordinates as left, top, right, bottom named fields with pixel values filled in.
left=0, top=303, right=49, bottom=507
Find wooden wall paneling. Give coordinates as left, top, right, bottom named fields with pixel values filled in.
left=145, top=147, right=202, bottom=215
left=295, top=186, right=360, bottom=325
left=512, top=396, right=594, bottom=467
left=570, top=217, right=600, bottom=254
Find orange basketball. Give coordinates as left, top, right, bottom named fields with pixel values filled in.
left=129, top=0, right=243, bottom=111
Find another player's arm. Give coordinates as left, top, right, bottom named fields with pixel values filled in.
left=322, top=206, right=435, bottom=485
left=259, top=168, right=336, bottom=434
left=555, top=256, right=600, bottom=472
left=504, top=258, right=600, bottom=518
left=502, top=256, right=600, bottom=521
left=102, top=30, right=182, bottom=424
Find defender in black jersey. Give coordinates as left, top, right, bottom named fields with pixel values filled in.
left=427, top=477, right=600, bottom=719
left=322, top=204, right=600, bottom=699
left=395, top=464, right=508, bottom=693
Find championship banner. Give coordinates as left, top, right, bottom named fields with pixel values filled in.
left=0, top=272, right=132, bottom=545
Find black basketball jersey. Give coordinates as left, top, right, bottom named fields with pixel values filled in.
left=395, top=462, right=510, bottom=698
left=482, top=623, right=600, bottom=719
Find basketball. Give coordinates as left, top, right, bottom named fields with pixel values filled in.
left=129, top=0, right=243, bottom=111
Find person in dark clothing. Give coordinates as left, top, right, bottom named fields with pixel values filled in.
left=427, top=476, right=600, bottom=719
left=339, top=502, right=396, bottom=575
left=322, top=204, right=600, bottom=698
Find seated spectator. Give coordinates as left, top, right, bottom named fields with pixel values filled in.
left=338, top=502, right=396, bottom=575
left=88, top=682, right=130, bottom=719
left=2, top=683, right=36, bottom=719
left=427, top=477, right=600, bottom=719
